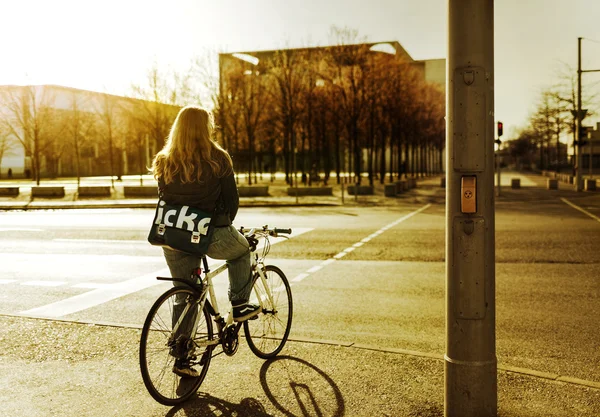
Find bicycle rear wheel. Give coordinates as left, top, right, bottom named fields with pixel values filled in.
left=139, top=286, right=213, bottom=405
left=244, top=265, right=293, bottom=359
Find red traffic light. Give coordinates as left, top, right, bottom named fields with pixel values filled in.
left=497, top=121, right=503, bottom=137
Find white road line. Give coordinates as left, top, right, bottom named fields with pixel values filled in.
left=561, top=198, right=600, bottom=223
left=21, top=281, right=67, bottom=287
left=53, top=239, right=147, bottom=244
left=20, top=268, right=169, bottom=318
left=291, top=273, right=310, bottom=283
left=288, top=203, right=432, bottom=285
left=0, top=228, right=44, bottom=232
left=71, top=283, right=116, bottom=289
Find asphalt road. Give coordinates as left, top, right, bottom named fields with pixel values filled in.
left=1, top=177, right=599, bottom=416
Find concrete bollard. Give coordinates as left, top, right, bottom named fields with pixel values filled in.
left=286, top=187, right=331, bottom=196
left=238, top=186, right=269, bottom=197
left=585, top=179, right=597, bottom=191
left=347, top=185, right=374, bottom=195
left=384, top=184, right=397, bottom=197
left=511, top=178, right=521, bottom=189
left=78, top=186, right=111, bottom=197
left=0, top=187, right=20, bottom=197
left=396, top=180, right=407, bottom=193
left=31, top=186, right=65, bottom=198
left=547, top=179, right=558, bottom=190
left=123, top=186, right=157, bottom=197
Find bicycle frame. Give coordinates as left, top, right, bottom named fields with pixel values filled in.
left=169, top=241, right=276, bottom=350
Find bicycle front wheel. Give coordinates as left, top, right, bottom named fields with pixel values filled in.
left=244, top=265, right=293, bottom=359
left=139, top=286, right=213, bottom=406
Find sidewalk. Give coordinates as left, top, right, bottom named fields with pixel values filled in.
left=0, top=175, right=447, bottom=210
left=0, top=315, right=598, bottom=417
left=2, top=171, right=596, bottom=211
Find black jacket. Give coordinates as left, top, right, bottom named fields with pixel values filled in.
left=158, top=160, right=239, bottom=227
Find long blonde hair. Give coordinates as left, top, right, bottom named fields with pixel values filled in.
left=151, top=106, right=233, bottom=184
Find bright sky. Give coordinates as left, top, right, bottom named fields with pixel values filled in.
left=1, top=0, right=600, bottom=139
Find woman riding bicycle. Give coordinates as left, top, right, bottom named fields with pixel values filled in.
left=150, top=106, right=260, bottom=374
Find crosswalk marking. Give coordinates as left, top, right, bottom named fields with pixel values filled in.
left=20, top=268, right=169, bottom=318
left=21, top=281, right=67, bottom=287
left=15, top=228, right=314, bottom=318
left=53, top=238, right=148, bottom=244
left=71, top=283, right=116, bottom=289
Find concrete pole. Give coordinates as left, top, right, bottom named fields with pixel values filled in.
left=576, top=37, right=583, bottom=191
left=590, top=134, right=594, bottom=178
left=446, top=1, right=497, bottom=416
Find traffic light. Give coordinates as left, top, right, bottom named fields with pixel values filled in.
left=497, top=121, right=503, bottom=138
left=578, top=126, right=589, bottom=146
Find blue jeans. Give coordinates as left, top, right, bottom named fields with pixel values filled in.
left=162, top=225, right=252, bottom=304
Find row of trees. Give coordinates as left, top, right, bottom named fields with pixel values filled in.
left=215, top=29, right=445, bottom=186
left=1, top=28, right=446, bottom=185
left=506, top=63, right=598, bottom=171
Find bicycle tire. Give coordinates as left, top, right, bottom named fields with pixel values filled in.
left=139, top=286, right=213, bottom=405
left=244, top=265, right=293, bottom=359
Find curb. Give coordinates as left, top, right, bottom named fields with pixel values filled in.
left=0, top=200, right=344, bottom=211
left=3, top=313, right=599, bottom=391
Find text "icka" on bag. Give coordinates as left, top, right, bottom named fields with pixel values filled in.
left=154, top=200, right=211, bottom=235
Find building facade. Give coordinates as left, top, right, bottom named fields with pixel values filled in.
left=581, top=122, right=600, bottom=173
left=0, top=85, right=179, bottom=180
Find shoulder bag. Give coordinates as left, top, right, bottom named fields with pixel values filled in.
left=147, top=194, right=215, bottom=255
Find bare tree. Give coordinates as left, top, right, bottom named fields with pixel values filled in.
left=0, top=121, right=16, bottom=178
left=553, top=62, right=599, bottom=168
left=266, top=48, right=309, bottom=185
left=530, top=89, right=566, bottom=170
left=0, top=85, right=59, bottom=184
left=123, top=100, right=149, bottom=185
left=130, top=62, right=182, bottom=158
left=67, top=91, right=97, bottom=185
left=95, top=92, right=127, bottom=187
left=324, top=26, right=371, bottom=185
left=232, top=59, right=268, bottom=185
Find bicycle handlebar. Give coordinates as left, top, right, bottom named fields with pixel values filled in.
left=239, top=226, right=292, bottom=237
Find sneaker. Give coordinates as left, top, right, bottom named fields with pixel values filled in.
left=173, top=360, right=199, bottom=378
left=232, top=302, right=262, bottom=322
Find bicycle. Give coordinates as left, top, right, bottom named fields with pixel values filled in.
left=139, top=225, right=293, bottom=405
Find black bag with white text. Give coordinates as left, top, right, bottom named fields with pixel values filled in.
left=147, top=198, right=214, bottom=255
